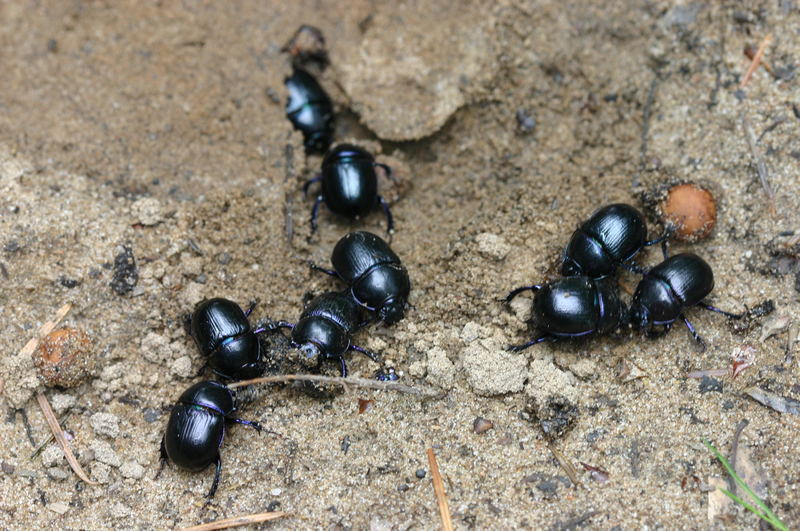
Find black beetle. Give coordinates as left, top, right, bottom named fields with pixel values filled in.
left=561, top=203, right=668, bottom=278
left=267, top=291, right=380, bottom=377
left=285, top=68, right=334, bottom=154
left=504, top=276, right=628, bottom=351
left=303, top=144, right=395, bottom=233
left=630, top=252, right=743, bottom=349
left=159, top=380, right=261, bottom=498
left=191, top=298, right=267, bottom=380
left=311, top=231, right=410, bottom=324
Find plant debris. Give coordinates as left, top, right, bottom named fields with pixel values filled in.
left=427, top=448, right=453, bottom=531
left=744, top=387, right=800, bottom=415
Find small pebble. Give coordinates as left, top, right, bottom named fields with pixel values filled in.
left=170, top=356, right=194, bottom=378
left=41, top=446, right=65, bottom=468
left=46, top=468, right=69, bottom=481
left=90, top=412, right=121, bottom=438
left=130, top=197, right=163, bottom=226
left=473, top=417, right=494, bottom=434
left=48, top=502, right=70, bottom=515
left=270, top=488, right=282, bottom=496
left=120, top=461, right=145, bottom=480
left=475, top=233, right=510, bottom=261
left=415, top=468, right=426, bottom=479
left=90, top=440, right=121, bottom=468
left=698, top=376, right=723, bottom=394
left=143, top=408, right=160, bottom=423
left=33, top=327, right=95, bottom=388
left=50, top=393, right=77, bottom=413
left=1, top=461, right=15, bottom=474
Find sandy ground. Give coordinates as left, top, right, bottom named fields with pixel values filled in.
left=1, top=1, right=798, bottom=529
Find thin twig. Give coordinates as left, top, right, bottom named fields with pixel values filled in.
left=740, top=34, right=772, bottom=88
left=179, top=511, right=290, bottom=531
left=427, top=449, right=454, bottom=531
left=18, top=303, right=72, bottom=358
left=741, top=111, right=776, bottom=215
left=548, top=443, right=582, bottom=488
left=36, top=392, right=97, bottom=485
left=228, top=374, right=441, bottom=396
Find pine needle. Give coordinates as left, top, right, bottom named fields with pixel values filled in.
left=427, top=449, right=454, bottom=531
left=179, top=511, right=289, bottom=531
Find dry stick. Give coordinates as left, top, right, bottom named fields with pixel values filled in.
left=741, top=112, right=776, bottom=215
left=36, top=392, right=97, bottom=485
left=18, top=303, right=72, bottom=358
left=228, top=374, right=440, bottom=396
left=740, top=34, right=773, bottom=88
left=548, top=443, right=582, bottom=488
left=179, top=511, right=289, bottom=531
left=427, top=449, right=454, bottom=531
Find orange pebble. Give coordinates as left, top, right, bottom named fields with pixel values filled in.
left=660, top=183, right=717, bottom=241
left=33, top=327, right=95, bottom=388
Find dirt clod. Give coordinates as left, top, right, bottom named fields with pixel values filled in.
left=659, top=183, right=717, bottom=241
left=33, top=327, right=95, bottom=388
left=110, top=245, right=138, bottom=296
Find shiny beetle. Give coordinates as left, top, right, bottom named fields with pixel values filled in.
left=191, top=298, right=267, bottom=380
left=312, top=231, right=410, bottom=324
left=505, top=277, right=628, bottom=351
left=630, top=252, right=742, bottom=350
left=285, top=68, right=334, bottom=154
left=561, top=203, right=667, bottom=278
left=158, top=381, right=261, bottom=498
left=303, top=144, right=395, bottom=233
left=267, top=292, right=380, bottom=377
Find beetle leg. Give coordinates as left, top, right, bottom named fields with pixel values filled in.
left=194, top=363, right=208, bottom=378
left=349, top=344, right=381, bottom=363
left=697, top=302, right=745, bottom=319
left=680, top=314, right=706, bottom=351
left=265, top=320, right=295, bottom=333
left=302, top=174, right=322, bottom=198
left=308, top=260, right=338, bottom=277
left=244, top=299, right=259, bottom=317
left=230, top=417, right=263, bottom=432
left=643, top=229, right=671, bottom=248
left=377, top=195, right=394, bottom=234
left=310, top=195, right=324, bottom=233
left=506, top=334, right=551, bottom=352
left=206, top=455, right=223, bottom=499
left=503, top=285, right=542, bottom=304
left=374, top=162, right=398, bottom=184
left=339, top=357, right=348, bottom=377
left=154, top=437, right=168, bottom=480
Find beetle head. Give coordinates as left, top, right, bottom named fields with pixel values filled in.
left=298, top=342, right=322, bottom=367
left=378, top=298, right=405, bottom=325
left=560, top=257, right=583, bottom=277
left=629, top=302, right=651, bottom=330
